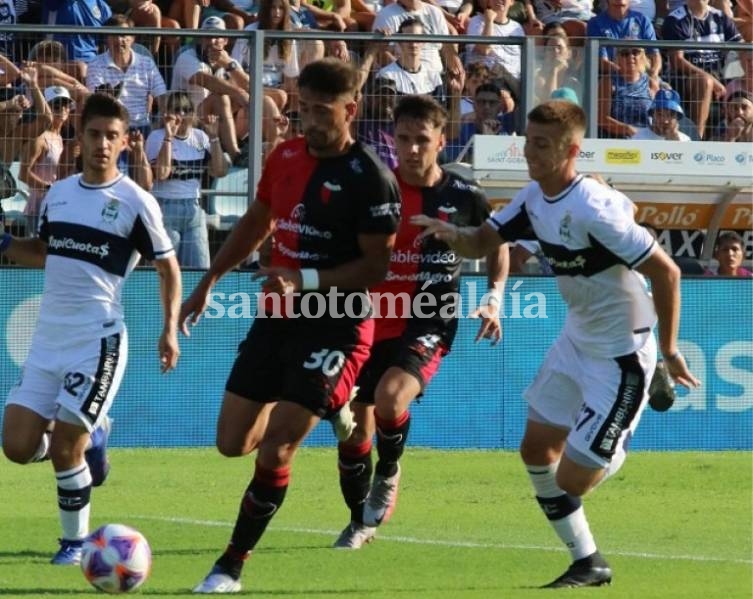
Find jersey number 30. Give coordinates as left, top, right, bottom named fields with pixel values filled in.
left=303, top=349, right=346, bottom=376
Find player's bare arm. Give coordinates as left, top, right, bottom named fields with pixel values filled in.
left=154, top=255, right=182, bottom=372
left=472, top=242, right=509, bottom=345
left=411, top=215, right=503, bottom=259
left=254, top=232, right=397, bottom=293
left=636, top=246, right=701, bottom=390
left=180, top=200, right=275, bottom=330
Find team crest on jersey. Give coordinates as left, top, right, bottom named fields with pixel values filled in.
left=101, top=199, right=120, bottom=223
left=320, top=180, right=341, bottom=205
left=559, top=211, right=572, bottom=242
left=349, top=158, right=363, bottom=174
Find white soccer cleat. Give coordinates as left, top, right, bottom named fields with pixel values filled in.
left=333, top=522, right=376, bottom=549
left=331, top=386, right=358, bottom=442
left=193, top=567, right=241, bottom=594
left=362, top=464, right=401, bottom=527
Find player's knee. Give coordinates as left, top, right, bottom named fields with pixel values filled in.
left=215, top=435, right=247, bottom=458
left=519, top=437, right=559, bottom=465
left=2, top=439, right=34, bottom=464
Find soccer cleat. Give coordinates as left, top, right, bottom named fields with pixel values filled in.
left=85, top=416, right=112, bottom=487
left=331, top=386, right=359, bottom=442
left=648, top=361, right=675, bottom=412
left=193, top=565, right=242, bottom=594
left=333, top=522, right=376, bottom=549
left=541, top=554, right=613, bottom=588
left=50, top=538, right=84, bottom=565
left=362, top=464, right=401, bottom=526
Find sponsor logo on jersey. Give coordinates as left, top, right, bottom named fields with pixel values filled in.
left=391, top=249, right=459, bottom=265
left=605, top=148, right=641, bottom=164
left=48, top=235, right=110, bottom=259
left=370, top=202, right=400, bottom=218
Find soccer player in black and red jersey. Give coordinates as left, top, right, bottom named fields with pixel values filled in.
left=180, top=58, right=401, bottom=594
left=333, top=94, right=509, bottom=549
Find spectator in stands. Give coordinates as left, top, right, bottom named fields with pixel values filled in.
left=146, top=91, right=230, bottom=269
left=128, top=0, right=180, bottom=56
left=231, top=0, right=319, bottom=112
left=18, top=86, right=70, bottom=236
left=662, top=0, right=742, bottom=139
left=200, top=0, right=257, bottom=29
left=534, top=29, right=581, bottom=104
left=375, top=18, right=444, bottom=97
left=0, top=1, right=16, bottom=61
left=596, top=0, right=657, bottom=22
left=0, top=64, right=52, bottom=167
left=423, top=0, right=474, bottom=32
left=302, top=0, right=360, bottom=30
left=705, top=231, right=753, bottom=276
left=445, top=81, right=515, bottom=162
left=460, top=62, right=492, bottom=115
left=43, top=0, right=113, bottom=78
left=465, top=0, right=524, bottom=97
left=713, top=89, right=753, bottom=140
left=734, top=0, right=753, bottom=40
left=326, top=39, right=359, bottom=64
left=171, top=16, right=249, bottom=161
left=372, top=0, right=464, bottom=83
left=357, top=75, right=399, bottom=169
left=632, top=87, right=692, bottom=139
left=27, top=41, right=90, bottom=102
left=523, top=0, right=594, bottom=39
left=586, top=0, right=661, bottom=79
left=261, top=94, right=289, bottom=164
left=598, top=46, right=659, bottom=137
left=726, top=49, right=753, bottom=100
left=86, top=15, right=168, bottom=136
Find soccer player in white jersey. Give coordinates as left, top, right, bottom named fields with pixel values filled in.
left=413, top=100, right=700, bottom=588
left=0, top=93, right=182, bottom=566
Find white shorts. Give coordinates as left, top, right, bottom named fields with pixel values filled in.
left=524, top=332, right=656, bottom=468
left=6, top=328, right=128, bottom=432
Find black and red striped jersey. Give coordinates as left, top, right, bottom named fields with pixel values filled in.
left=373, top=170, right=491, bottom=344
left=258, top=137, right=401, bottom=277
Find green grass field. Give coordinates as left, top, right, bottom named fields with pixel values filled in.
left=0, top=449, right=750, bottom=598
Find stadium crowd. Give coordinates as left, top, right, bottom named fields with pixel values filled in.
left=0, top=0, right=751, bottom=269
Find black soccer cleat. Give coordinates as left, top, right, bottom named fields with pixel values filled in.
left=542, top=554, right=613, bottom=589
left=648, top=360, right=676, bottom=412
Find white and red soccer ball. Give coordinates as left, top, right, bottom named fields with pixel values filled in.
left=81, top=524, right=152, bottom=594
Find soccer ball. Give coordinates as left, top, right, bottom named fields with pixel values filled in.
left=80, top=524, right=152, bottom=594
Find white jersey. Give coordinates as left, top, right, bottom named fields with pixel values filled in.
left=145, top=127, right=210, bottom=200
left=37, top=173, right=174, bottom=342
left=376, top=61, right=443, bottom=95
left=487, top=175, right=657, bottom=357
left=372, top=2, right=448, bottom=75
left=465, top=16, right=524, bottom=80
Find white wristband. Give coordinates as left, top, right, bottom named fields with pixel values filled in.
left=300, top=268, right=319, bottom=290
left=485, top=288, right=502, bottom=306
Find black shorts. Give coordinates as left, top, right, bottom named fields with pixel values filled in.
left=354, top=327, right=448, bottom=405
left=225, top=317, right=374, bottom=418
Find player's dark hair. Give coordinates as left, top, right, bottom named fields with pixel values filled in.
left=393, top=94, right=447, bottom=130
left=298, top=58, right=360, bottom=99
left=528, top=100, right=586, bottom=140
left=81, top=93, right=130, bottom=130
